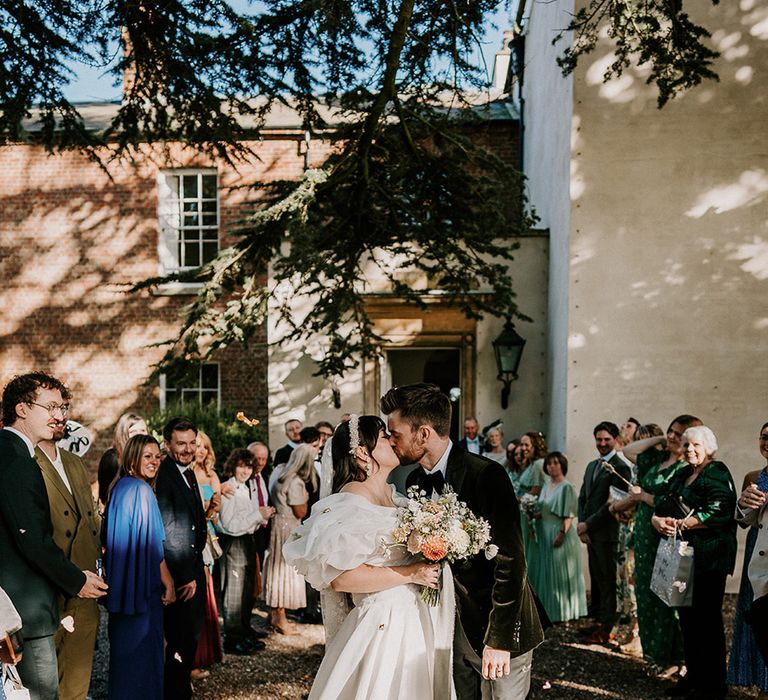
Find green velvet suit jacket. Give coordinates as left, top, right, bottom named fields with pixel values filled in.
left=0, top=430, right=86, bottom=638
left=407, top=444, right=545, bottom=656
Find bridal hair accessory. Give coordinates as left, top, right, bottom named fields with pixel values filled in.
left=348, top=414, right=360, bottom=455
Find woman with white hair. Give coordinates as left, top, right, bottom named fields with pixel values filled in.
left=651, top=425, right=737, bottom=700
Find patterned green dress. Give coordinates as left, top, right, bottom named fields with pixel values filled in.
left=633, top=450, right=685, bottom=667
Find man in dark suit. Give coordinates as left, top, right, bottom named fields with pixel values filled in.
left=577, top=421, right=631, bottom=644
left=155, top=416, right=207, bottom=700
left=37, top=424, right=102, bottom=700
left=458, top=416, right=482, bottom=455
left=272, top=418, right=302, bottom=467
left=382, top=384, right=543, bottom=700
left=0, top=372, right=106, bottom=700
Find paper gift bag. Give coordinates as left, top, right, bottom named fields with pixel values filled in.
left=651, top=535, right=694, bottom=607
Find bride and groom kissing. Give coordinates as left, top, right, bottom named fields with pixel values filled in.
left=283, top=383, right=544, bottom=699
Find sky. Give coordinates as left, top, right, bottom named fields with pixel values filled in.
left=62, top=4, right=516, bottom=102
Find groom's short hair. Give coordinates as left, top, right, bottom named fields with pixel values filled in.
left=380, top=383, right=451, bottom=437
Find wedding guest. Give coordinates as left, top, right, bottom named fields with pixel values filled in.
left=482, top=424, right=506, bottom=464
left=729, top=422, right=768, bottom=699
left=518, top=431, right=549, bottom=557
left=264, top=444, right=315, bottom=635
left=652, top=426, right=736, bottom=700
left=218, top=449, right=275, bottom=654
left=246, top=441, right=272, bottom=604
left=504, top=440, right=525, bottom=492
left=97, top=412, right=148, bottom=509
left=530, top=452, right=587, bottom=623
left=192, top=431, right=223, bottom=678
left=459, top=416, right=482, bottom=455
left=273, top=418, right=303, bottom=467
left=36, top=420, right=102, bottom=700
left=518, top=432, right=548, bottom=497
left=621, top=417, right=641, bottom=445
left=299, top=426, right=322, bottom=513
left=576, top=421, right=631, bottom=644
left=315, top=421, right=334, bottom=449
left=616, top=416, right=701, bottom=673
left=155, top=417, right=207, bottom=700
left=0, top=372, right=107, bottom=700
left=104, top=435, right=175, bottom=700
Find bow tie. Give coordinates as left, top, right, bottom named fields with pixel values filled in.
left=416, top=469, right=445, bottom=496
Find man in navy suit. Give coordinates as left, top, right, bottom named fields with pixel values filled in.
left=0, top=372, right=106, bottom=700
left=155, top=416, right=207, bottom=700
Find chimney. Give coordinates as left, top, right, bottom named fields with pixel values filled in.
left=491, top=29, right=516, bottom=93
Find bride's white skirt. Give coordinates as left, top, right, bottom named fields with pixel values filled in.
left=310, top=583, right=454, bottom=700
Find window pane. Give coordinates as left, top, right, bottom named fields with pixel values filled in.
left=201, top=364, right=218, bottom=389
left=183, top=201, right=199, bottom=212
left=202, top=175, right=217, bottom=199
left=184, top=213, right=199, bottom=227
left=184, top=241, right=200, bottom=267
left=202, top=213, right=217, bottom=227
left=183, top=175, right=198, bottom=198
left=202, top=241, right=218, bottom=263
left=202, top=200, right=217, bottom=212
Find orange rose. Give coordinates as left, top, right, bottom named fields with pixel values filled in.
left=420, top=536, right=448, bottom=561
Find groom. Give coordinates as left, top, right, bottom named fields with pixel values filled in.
left=381, top=384, right=544, bottom=699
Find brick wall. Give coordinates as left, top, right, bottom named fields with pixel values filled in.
left=0, top=135, right=332, bottom=473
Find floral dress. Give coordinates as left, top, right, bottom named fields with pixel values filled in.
left=615, top=460, right=637, bottom=622
left=633, top=450, right=686, bottom=667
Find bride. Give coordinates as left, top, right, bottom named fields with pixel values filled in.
left=282, top=414, right=456, bottom=699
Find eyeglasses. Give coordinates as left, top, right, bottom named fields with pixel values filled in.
left=27, top=401, right=70, bottom=416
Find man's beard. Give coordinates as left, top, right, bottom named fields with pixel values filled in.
left=51, top=424, right=66, bottom=441
left=397, top=441, right=427, bottom=466
left=174, top=453, right=195, bottom=466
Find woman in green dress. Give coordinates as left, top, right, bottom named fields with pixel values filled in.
left=652, top=425, right=737, bottom=700
left=612, top=415, right=701, bottom=674
left=517, top=432, right=549, bottom=565
left=531, top=452, right=587, bottom=622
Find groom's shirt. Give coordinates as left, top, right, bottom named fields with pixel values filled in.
left=419, top=440, right=452, bottom=499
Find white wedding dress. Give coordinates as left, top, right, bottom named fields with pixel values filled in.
left=283, top=487, right=456, bottom=700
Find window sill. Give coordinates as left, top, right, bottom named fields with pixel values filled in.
left=152, top=281, right=204, bottom=296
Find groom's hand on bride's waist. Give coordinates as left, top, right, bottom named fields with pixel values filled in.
left=481, top=646, right=511, bottom=681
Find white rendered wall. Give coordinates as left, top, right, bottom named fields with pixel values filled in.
left=520, top=0, right=575, bottom=451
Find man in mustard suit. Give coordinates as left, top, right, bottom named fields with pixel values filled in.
left=36, top=423, right=102, bottom=700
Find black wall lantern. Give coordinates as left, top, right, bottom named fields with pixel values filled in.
left=492, top=318, right=526, bottom=409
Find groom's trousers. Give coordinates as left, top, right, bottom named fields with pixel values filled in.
left=453, top=618, right=533, bottom=700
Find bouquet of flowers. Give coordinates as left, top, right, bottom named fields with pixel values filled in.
left=519, top=493, right=541, bottom=541
left=392, top=485, right=498, bottom=605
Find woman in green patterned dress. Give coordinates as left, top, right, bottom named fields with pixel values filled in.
left=612, top=415, right=701, bottom=674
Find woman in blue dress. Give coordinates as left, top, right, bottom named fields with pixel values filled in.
left=104, top=434, right=175, bottom=700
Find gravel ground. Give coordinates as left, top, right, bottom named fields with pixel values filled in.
left=89, top=596, right=761, bottom=699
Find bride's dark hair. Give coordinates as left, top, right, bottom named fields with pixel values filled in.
left=331, top=415, right=387, bottom=493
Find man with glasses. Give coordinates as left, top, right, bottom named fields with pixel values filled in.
left=0, top=372, right=107, bottom=700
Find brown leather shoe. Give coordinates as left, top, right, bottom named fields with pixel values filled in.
left=582, top=628, right=613, bottom=645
